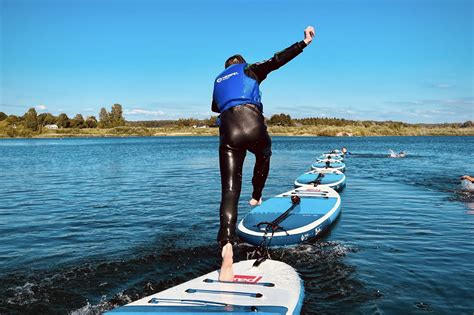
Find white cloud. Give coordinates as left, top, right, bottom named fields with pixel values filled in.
left=125, top=108, right=165, bottom=116
left=342, top=109, right=356, bottom=115
left=385, top=97, right=473, bottom=109
left=35, top=105, right=47, bottom=111
left=271, top=97, right=473, bottom=123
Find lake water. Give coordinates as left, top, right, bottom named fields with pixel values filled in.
left=0, top=136, right=473, bottom=314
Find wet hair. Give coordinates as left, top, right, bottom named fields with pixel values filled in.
left=225, top=54, right=246, bottom=68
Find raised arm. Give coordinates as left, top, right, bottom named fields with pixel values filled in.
left=248, top=26, right=315, bottom=83
left=211, top=26, right=315, bottom=112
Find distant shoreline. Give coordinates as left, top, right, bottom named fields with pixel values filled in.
left=2, top=107, right=473, bottom=138
left=1, top=125, right=473, bottom=138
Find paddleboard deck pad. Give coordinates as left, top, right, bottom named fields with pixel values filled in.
left=294, top=169, right=346, bottom=191
left=316, top=158, right=344, bottom=163
left=104, top=259, right=304, bottom=314
left=311, top=161, right=346, bottom=172
left=318, top=154, right=343, bottom=161
left=238, top=186, right=341, bottom=246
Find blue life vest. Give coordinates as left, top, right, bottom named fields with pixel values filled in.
left=213, top=63, right=262, bottom=113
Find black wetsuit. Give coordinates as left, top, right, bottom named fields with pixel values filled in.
left=212, top=41, right=308, bottom=246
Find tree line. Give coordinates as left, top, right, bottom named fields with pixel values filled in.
left=1, top=107, right=472, bottom=133
left=0, top=104, right=125, bottom=131
left=266, top=113, right=473, bottom=129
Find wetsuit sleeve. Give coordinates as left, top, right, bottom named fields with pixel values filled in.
left=247, top=40, right=307, bottom=83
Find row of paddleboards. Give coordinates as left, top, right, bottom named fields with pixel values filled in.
left=237, top=150, right=347, bottom=247
left=105, top=149, right=348, bottom=314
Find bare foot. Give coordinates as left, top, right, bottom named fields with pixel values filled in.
left=219, top=243, right=234, bottom=282
left=249, top=198, right=262, bottom=206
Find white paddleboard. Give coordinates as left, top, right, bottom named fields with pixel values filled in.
left=104, top=259, right=304, bottom=314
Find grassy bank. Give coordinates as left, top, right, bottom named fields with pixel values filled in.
left=1, top=124, right=473, bottom=138
left=268, top=125, right=474, bottom=136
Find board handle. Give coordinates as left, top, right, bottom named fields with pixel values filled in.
left=203, top=278, right=275, bottom=287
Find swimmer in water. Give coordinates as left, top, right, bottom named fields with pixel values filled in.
left=461, top=175, right=474, bottom=191
left=389, top=150, right=406, bottom=158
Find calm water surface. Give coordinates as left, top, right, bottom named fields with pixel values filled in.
left=0, top=136, right=473, bottom=314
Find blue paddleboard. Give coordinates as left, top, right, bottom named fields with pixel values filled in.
left=294, top=169, right=346, bottom=191
left=311, top=161, right=346, bottom=172
left=318, top=154, right=343, bottom=161
left=325, top=149, right=341, bottom=154
left=238, top=186, right=341, bottom=246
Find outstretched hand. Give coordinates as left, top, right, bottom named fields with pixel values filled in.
left=304, top=26, right=315, bottom=45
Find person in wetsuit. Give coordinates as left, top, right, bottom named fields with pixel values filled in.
left=212, top=26, right=315, bottom=281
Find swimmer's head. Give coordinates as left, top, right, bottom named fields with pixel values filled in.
left=225, top=54, right=246, bottom=68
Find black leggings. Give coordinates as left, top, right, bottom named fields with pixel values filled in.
left=217, top=104, right=272, bottom=246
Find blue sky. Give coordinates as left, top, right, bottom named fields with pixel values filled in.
left=1, top=0, right=473, bottom=123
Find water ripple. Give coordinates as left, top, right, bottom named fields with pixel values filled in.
left=0, top=136, right=473, bottom=314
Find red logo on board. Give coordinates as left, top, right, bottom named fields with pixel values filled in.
left=233, top=275, right=262, bottom=283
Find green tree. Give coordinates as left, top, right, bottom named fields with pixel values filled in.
left=56, top=113, right=70, bottom=128
left=6, top=115, right=20, bottom=125
left=110, top=103, right=125, bottom=127
left=269, top=113, right=293, bottom=126
left=177, top=118, right=199, bottom=127
left=71, top=114, right=85, bottom=128
left=0, top=112, right=7, bottom=121
left=99, top=107, right=110, bottom=128
left=85, top=116, right=98, bottom=128
left=205, top=115, right=219, bottom=127
left=37, top=113, right=56, bottom=126
left=37, top=113, right=48, bottom=126
left=43, top=113, right=56, bottom=125
left=23, top=107, right=39, bottom=131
